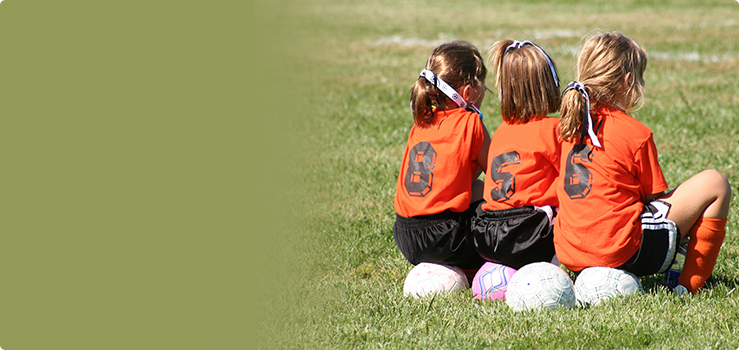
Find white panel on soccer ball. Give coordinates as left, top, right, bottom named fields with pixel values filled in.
left=505, top=262, right=576, bottom=311
left=403, top=262, right=469, bottom=298
left=574, top=266, right=642, bottom=306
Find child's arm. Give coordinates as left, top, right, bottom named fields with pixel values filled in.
left=471, top=126, right=490, bottom=203
left=476, top=125, right=492, bottom=175
left=645, top=191, right=665, bottom=203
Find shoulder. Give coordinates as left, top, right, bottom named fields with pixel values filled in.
left=493, top=118, right=561, bottom=154
left=439, top=108, right=480, bottom=123
left=442, top=108, right=484, bottom=136
left=533, top=117, right=561, bottom=134
left=494, top=118, right=560, bottom=142
left=518, top=117, right=561, bottom=140
left=597, top=106, right=653, bottom=139
left=501, top=116, right=559, bottom=130
left=594, top=106, right=657, bottom=161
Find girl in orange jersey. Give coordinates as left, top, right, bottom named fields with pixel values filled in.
left=393, top=41, right=491, bottom=279
left=555, top=32, right=731, bottom=294
left=470, top=40, right=562, bottom=270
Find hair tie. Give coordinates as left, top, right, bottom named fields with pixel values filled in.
left=503, top=41, right=559, bottom=87
left=562, top=81, right=601, bottom=148
left=419, top=69, right=467, bottom=110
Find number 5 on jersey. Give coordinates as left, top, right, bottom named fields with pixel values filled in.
left=489, top=151, right=520, bottom=201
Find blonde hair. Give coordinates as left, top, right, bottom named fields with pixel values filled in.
left=489, top=40, right=561, bottom=124
left=560, top=32, right=648, bottom=142
left=410, top=41, right=487, bottom=125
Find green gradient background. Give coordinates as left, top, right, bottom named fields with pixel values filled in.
left=0, top=1, right=277, bottom=348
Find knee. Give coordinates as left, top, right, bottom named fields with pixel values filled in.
left=699, top=169, right=731, bottom=199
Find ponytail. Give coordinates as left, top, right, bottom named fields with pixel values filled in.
left=560, top=81, right=601, bottom=147
left=409, top=41, right=487, bottom=126
left=410, top=76, right=440, bottom=125
left=559, top=86, right=588, bottom=143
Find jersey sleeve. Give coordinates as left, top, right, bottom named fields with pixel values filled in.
left=634, top=134, right=668, bottom=196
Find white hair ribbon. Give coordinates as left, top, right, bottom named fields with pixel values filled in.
left=563, top=81, right=602, bottom=148
left=419, top=69, right=467, bottom=110
left=503, top=41, right=559, bottom=87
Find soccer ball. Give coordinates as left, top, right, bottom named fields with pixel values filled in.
left=403, top=263, right=469, bottom=298
left=472, top=262, right=517, bottom=301
left=505, top=262, right=576, bottom=311
left=574, top=266, right=642, bottom=306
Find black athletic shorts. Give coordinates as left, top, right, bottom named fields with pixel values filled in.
left=618, top=200, right=680, bottom=277
left=470, top=204, right=555, bottom=270
left=393, top=200, right=485, bottom=270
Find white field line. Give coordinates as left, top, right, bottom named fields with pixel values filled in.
left=374, top=36, right=739, bottom=63
left=374, top=29, right=578, bottom=48
left=649, top=51, right=739, bottom=63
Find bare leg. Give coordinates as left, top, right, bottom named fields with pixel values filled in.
left=658, top=169, right=731, bottom=293
left=658, top=169, right=731, bottom=239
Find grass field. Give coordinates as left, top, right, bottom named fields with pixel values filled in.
left=257, top=0, right=739, bottom=348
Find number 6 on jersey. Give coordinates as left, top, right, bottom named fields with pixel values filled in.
left=564, top=144, right=593, bottom=200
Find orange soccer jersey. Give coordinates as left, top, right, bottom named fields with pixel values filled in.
left=394, top=108, right=485, bottom=218
left=554, top=106, right=668, bottom=271
left=481, top=117, right=561, bottom=211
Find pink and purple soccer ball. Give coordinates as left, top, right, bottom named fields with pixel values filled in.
left=472, top=262, right=517, bottom=301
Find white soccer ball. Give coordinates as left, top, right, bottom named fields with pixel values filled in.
left=403, top=262, right=469, bottom=298
left=505, top=262, right=576, bottom=311
left=574, top=266, right=642, bottom=306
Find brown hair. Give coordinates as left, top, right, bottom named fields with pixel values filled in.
left=489, top=40, right=561, bottom=124
left=410, top=41, right=487, bottom=125
left=560, top=32, right=648, bottom=142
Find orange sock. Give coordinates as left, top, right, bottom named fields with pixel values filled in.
left=678, top=218, right=727, bottom=293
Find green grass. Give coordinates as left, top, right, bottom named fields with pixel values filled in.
left=258, top=0, right=739, bottom=348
